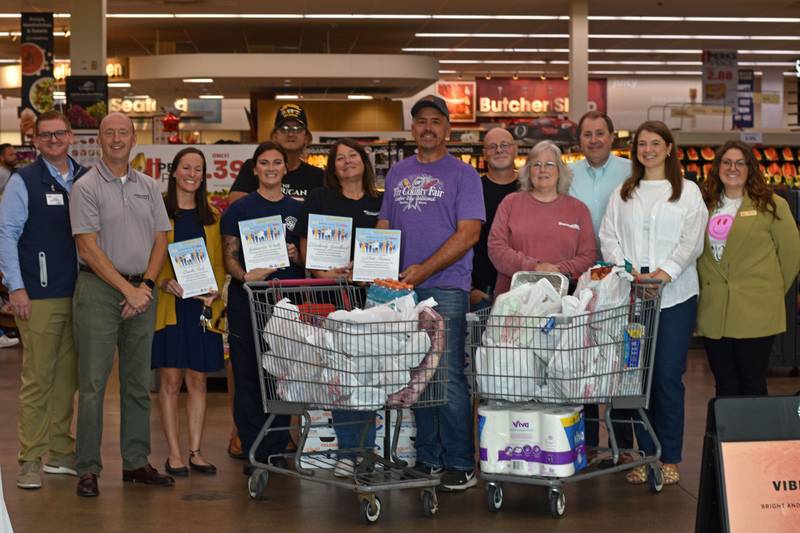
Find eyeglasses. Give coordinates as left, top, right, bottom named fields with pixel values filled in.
left=720, top=159, right=747, bottom=169
left=532, top=161, right=558, bottom=171
left=36, top=129, right=69, bottom=141
left=486, top=142, right=514, bottom=153
left=278, top=125, right=305, bottom=134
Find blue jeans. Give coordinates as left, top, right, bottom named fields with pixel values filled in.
left=332, top=410, right=376, bottom=459
left=634, top=296, right=697, bottom=464
left=413, top=288, right=474, bottom=471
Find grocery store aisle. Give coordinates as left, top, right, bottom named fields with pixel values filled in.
left=0, top=346, right=797, bottom=533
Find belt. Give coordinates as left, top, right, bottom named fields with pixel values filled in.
left=79, top=264, right=145, bottom=283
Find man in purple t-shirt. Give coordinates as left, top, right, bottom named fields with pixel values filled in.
left=378, top=95, right=485, bottom=491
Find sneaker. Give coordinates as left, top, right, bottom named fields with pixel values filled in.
left=412, top=462, right=444, bottom=477
left=16, top=461, right=42, bottom=489
left=0, top=335, right=19, bottom=349
left=44, top=454, right=78, bottom=476
left=333, top=458, right=355, bottom=478
left=440, top=469, right=477, bottom=491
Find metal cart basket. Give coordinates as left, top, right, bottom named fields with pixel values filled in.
left=244, top=279, right=448, bottom=523
left=467, top=272, right=665, bottom=518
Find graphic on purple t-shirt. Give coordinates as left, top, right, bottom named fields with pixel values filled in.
left=379, top=155, right=485, bottom=291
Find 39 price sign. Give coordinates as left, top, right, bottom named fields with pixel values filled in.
left=210, top=158, right=244, bottom=181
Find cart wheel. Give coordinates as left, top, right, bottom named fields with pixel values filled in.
left=486, top=483, right=503, bottom=512
left=422, top=489, right=438, bottom=517
left=247, top=469, right=269, bottom=500
left=548, top=488, right=566, bottom=519
left=360, top=496, right=382, bottom=524
left=649, top=464, right=664, bottom=494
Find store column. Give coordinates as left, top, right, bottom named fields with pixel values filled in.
left=568, top=0, right=589, bottom=122
left=69, top=0, right=106, bottom=77
left=759, top=68, right=785, bottom=129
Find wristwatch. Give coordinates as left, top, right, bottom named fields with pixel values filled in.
left=142, top=278, right=155, bottom=290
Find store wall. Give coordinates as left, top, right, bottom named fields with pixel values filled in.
left=256, top=100, right=403, bottom=139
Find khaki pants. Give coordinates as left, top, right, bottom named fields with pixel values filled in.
left=73, top=272, right=157, bottom=475
left=17, top=297, right=77, bottom=463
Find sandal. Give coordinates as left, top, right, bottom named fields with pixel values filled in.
left=661, top=463, right=680, bottom=485
left=625, top=464, right=648, bottom=484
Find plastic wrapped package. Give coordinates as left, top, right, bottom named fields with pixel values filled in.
left=484, top=279, right=563, bottom=347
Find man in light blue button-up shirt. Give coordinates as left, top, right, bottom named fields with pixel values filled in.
left=567, top=111, right=634, bottom=463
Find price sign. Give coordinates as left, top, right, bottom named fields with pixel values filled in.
left=702, top=50, right=738, bottom=106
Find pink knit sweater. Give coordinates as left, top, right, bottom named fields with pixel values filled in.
left=488, top=192, right=597, bottom=294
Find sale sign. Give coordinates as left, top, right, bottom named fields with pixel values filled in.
left=702, top=49, right=738, bottom=106
left=476, top=78, right=607, bottom=117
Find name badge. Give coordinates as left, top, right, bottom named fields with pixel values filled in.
left=739, top=210, right=757, bottom=217
left=45, top=193, right=64, bottom=206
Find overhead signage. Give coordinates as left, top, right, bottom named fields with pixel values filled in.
left=702, top=49, right=738, bottom=106
left=435, top=81, right=477, bottom=123
left=19, top=12, right=55, bottom=138
left=476, top=78, right=607, bottom=117
left=734, top=69, right=754, bottom=129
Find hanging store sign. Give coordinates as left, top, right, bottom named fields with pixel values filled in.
left=734, top=69, right=754, bottom=129
left=435, top=81, right=477, bottom=123
left=702, top=49, right=738, bottom=106
left=476, top=78, right=607, bottom=117
left=19, top=12, right=55, bottom=138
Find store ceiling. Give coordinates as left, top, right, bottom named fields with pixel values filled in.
left=1, top=0, right=799, bottom=99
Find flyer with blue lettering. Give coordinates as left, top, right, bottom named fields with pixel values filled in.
left=167, top=237, right=218, bottom=298
left=352, top=228, right=401, bottom=282
left=305, top=214, right=353, bottom=270
left=238, top=216, right=290, bottom=270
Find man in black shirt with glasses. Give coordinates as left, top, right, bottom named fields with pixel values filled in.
left=228, top=103, right=323, bottom=204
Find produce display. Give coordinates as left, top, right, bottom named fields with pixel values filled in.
left=679, top=145, right=800, bottom=185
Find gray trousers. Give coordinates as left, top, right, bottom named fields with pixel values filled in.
left=73, top=271, right=157, bottom=475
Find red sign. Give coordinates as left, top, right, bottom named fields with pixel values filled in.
left=435, top=81, right=477, bottom=123
left=476, top=78, right=607, bottom=117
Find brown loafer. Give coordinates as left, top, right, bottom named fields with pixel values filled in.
left=76, top=473, right=99, bottom=497
left=122, top=464, right=174, bottom=486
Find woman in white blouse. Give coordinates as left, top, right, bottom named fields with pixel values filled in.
left=599, top=120, right=707, bottom=487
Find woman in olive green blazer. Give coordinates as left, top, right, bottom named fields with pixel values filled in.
left=697, top=140, right=800, bottom=397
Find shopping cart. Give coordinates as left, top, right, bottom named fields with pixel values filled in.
left=467, top=272, right=664, bottom=518
left=244, top=279, right=448, bottom=523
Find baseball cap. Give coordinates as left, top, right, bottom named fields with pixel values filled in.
left=274, top=103, right=308, bottom=129
left=411, top=95, right=450, bottom=121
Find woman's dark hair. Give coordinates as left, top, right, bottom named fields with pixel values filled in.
left=164, top=147, right=215, bottom=225
left=701, top=140, right=778, bottom=218
left=324, top=138, right=379, bottom=198
left=620, top=120, right=683, bottom=202
left=252, top=141, right=288, bottom=166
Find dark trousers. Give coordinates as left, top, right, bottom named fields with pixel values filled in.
left=583, top=404, right=634, bottom=450
left=228, top=287, right=290, bottom=462
left=703, top=336, right=774, bottom=397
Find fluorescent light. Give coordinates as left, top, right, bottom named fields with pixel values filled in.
left=416, top=32, right=800, bottom=42
left=438, top=70, right=457, bottom=74
left=440, top=59, right=547, bottom=64
left=0, top=59, right=18, bottom=64
left=416, top=32, right=569, bottom=39
left=432, top=15, right=568, bottom=20
left=183, top=78, right=214, bottom=83
left=199, top=94, right=224, bottom=99
left=238, top=14, right=303, bottom=19
left=739, top=49, right=800, bottom=55
left=347, top=94, right=373, bottom=100
left=588, top=60, right=703, bottom=65
left=305, top=14, right=430, bottom=19
left=590, top=48, right=703, bottom=54
left=107, top=14, right=175, bottom=18
left=739, top=61, right=796, bottom=66
left=133, top=95, right=150, bottom=99
left=108, top=82, right=131, bottom=88
left=275, top=94, right=300, bottom=100
left=404, top=47, right=570, bottom=53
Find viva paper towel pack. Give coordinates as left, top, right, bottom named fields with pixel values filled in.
left=479, top=403, right=586, bottom=478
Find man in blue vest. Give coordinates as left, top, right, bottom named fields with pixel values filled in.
left=0, top=110, right=88, bottom=490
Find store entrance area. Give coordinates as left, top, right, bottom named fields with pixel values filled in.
left=0, top=345, right=796, bottom=532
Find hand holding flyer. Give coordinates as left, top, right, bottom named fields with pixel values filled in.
left=167, top=237, right=219, bottom=299
left=239, top=215, right=290, bottom=270
left=305, top=214, right=353, bottom=270
left=352, top=228, right=401, bottom=282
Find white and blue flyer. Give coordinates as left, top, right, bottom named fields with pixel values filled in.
left=167, top=237, right=218, bottom=298
left=238, top=215, right=290, bottom=270
left=352, top=228, right=401, bottom=282
left=305, top=214, right=353, bottom=270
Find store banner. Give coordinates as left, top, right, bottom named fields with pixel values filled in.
left=66, top=75, right=108, bottom=129
left=702, top=49, right=738, bottom=106
left=435, top=81, right=477, bottom=123
left=476, top=78, right=607, bottom=117
left=734, top=69, right=755, bottom=129
left=19, top=12, right=55, bottom=138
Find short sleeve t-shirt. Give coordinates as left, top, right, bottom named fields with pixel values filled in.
left=219, top=192, right=304, bottom=280
left=708, top=194, right=743, bottom=262
left=378, top=154, right=486, bottom=291
left=293, top=187, right=383, bottom=258
left=472, top=175, right=519, bottom=293
left=229, top=159, right=324, bottom=202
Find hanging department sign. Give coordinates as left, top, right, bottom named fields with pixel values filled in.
left=19, top=12, right=55, bottom=138
left=702, top=49, right=738, bottom=106
left=476, top=79, right=607, bottom=117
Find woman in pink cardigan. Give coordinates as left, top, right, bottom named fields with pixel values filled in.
left=488, top=140, right=596, bottom=294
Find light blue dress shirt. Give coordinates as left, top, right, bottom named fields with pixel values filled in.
left=568, top=154, right=631, bottom=240
left=0, top=158, right=77, bottom=292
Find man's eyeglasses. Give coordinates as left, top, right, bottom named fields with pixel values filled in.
left=37, top=130, right=69, bottom=141
left=720, top=159, right=747, bottom=170
left=532, top=161, right=558, bottom=170
left=485, top=142, right=514, bottom=153
left=278, top=125, right=305, bottom=134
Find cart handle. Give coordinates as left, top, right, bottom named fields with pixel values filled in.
left=245, top=278, right=348, bottom=288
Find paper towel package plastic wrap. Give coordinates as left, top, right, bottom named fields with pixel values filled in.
left=479, top=403, right=586, bottom=478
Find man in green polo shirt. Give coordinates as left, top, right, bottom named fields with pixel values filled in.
left=69, top=112, right=173, bottom=497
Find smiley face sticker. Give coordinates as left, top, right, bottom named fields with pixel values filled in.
left=708, top=214, right=735, bottom=241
